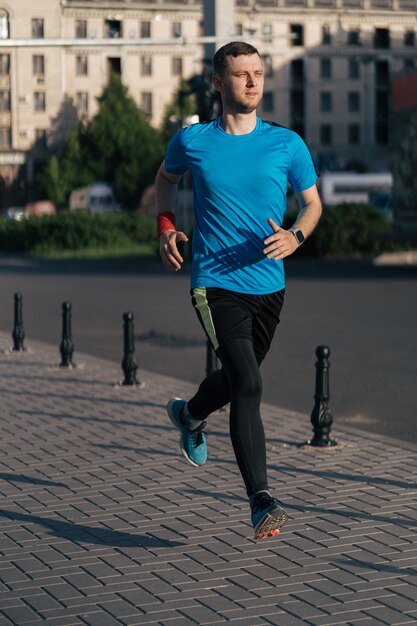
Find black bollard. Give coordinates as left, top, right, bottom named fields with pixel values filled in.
left=12, top=292, right=26, bottom=351
left=206, top=340, right=220, bottom=378
left=307, top=345, right=337, bottom=446
left=59, top=301, right=75, bottom=367
left=121, top=312, right=141, bottom=386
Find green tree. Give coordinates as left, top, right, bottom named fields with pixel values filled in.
left=41, top=74, right=165, bottom=208
left=86, top=74, right=164, bottom=207
left=161, top=78, right=197, bottom=142
left=41, top=155, right=65, bottom=207
left=41, top=126, right=92, bottom=207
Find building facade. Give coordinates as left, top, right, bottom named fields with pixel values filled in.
left=0, top=0, right=416, bottom=207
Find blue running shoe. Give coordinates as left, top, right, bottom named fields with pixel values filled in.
left=167, top=398, right=207, bottom=467
left=251, top=492, right=288, bottom=540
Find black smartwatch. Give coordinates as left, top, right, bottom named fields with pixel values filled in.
left=291, top=228, right=305, bottom=245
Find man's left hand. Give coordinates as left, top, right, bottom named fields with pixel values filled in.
left=263, top=218, right=298, bottom=261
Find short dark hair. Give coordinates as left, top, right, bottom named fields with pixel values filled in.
left=213, top=41, right=260, bottom=77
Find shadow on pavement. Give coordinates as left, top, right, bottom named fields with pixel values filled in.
left=271, top=464, right=417, bottom=490
left=0, top=509, right=185, bottom=548
left=333, top=557, right=417, bottom=576
left=0, top=473, right=68, bottom=488
left=284, top=501, right=417, bottom=528
left=16, top=408, right=170, bottom=429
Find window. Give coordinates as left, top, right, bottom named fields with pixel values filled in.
left=348, top=124, right=360, bottom=145
left=320, top=57, right=332, bottom=78
left=172, top=57, right=182, bottom=76
left=0, top=128, right=11, bottom=148
left=34, top=92, right=46, bottom=112
left=404, top=30, right=415, bottom=47
left=35, top=128, right=47, bottom=149
left=374, top=28, right=390, bottom=49
left=262, top=91, right=274, bottom=112
left=348, top=58, right=360, bottom=79
left=262, top=23, right=273, bottom=42
left=292, top=122, right=304, bottom=138
left=262, top=54, right=273, bottom=78
left=105, top=19, right=122, bottom=38
left=290, top=89, right=304, bottom=119
left=348, top=91, right=360, bottom=112
left=141, top=56, right=152, bottom=76
left=404, top=58, right=415, bottom=71
left=75, top=20, right=87, bottom=38
left=107, top=57, right=121, bottom=76
left=376, top=60, right=389, bottom=86
left=32, top=18, right=44, bottom=38
left=376, top=90, right=389, bottom=118
left=347, top=29, right=360, bottom=45
left=235, top=23, right=243, bottom=36
left=376, top=121, right=388, bottom=145
left=172, top=22, right=182, bottom=38
left=0, top=90, right=10, bottom=111
left=0, top=10, right=9, bottom=39
left=140, top=21, right=151, bottom=38
left=141, top=92, right=152, bottom=116
left=290, top=24, right=304, bottom=47
left=320, top=124, right=332, bottom=145
left=320, top=91, right=332, bottom=112
left=290, top=59, right=304, bottom=84
left=76, top=56, right=88, bottom=75
left=76, top=92, right=88, bottom=117
left=322, top=25, right=331, bottom=45
left=33, top=55, right=45, bottom=76
left=0, top=54, right=10, bottom=74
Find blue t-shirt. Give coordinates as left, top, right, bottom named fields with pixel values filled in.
left=165, top=116, right=318, bottom=295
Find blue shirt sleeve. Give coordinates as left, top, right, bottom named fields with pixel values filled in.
left=288, top=134, right=319, bottom=192
left=164, top=129, right=189, bottom=175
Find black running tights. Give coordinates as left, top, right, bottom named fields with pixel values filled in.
left=187, top=337, right=268, bottom=496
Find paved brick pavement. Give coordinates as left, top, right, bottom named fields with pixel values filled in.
left=0, top=331, right=416, bottom=626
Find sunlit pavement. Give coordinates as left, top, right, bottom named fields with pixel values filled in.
left=0, top=332, right=416, bottom=625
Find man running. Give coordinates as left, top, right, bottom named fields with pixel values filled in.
left=156, top=41, right=322, bottom=540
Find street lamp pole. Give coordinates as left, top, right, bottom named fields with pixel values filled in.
left=203, top=0, right=235, bottom=64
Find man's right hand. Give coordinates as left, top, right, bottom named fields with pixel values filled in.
left=159, top=229, right=189, bottom=271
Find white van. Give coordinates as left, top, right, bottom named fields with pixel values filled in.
left=69, top=183, right=119, bottom=213
left=320, top=172, right=393, bottom=206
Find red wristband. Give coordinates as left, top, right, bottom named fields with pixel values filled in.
left=157, top=211, right=176, bottom=237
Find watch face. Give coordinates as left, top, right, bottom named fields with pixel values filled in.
left=295, top=230, right=305, bottom=244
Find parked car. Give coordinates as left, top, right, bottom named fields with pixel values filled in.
left=25, top=200, right=56, bottom=217
left=69, top=183, right=119, bottom=213
left=5, top=207, right=26, bottom=221
left=5, top=200, right=56, bottom=221
left=320, top=172, right=393, bottom=206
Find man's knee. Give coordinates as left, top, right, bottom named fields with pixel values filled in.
left=234, top=369, right=262, bottom=400
left=218, top=337, right=262, bottom=399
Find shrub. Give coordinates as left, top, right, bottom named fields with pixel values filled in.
left=0, top=204, right=409, bottom=259
left=283, top=203, right=402, bottom=258
left=0, top=211, right=157, bottom=253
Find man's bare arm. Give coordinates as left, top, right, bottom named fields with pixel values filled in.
left=263, top=184, right=322, bottom=261
left=155, top=161, right=189, bottom=271
left=292, top=184, right=322, bottom=239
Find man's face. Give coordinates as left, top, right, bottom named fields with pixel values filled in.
left=214, top=53, right=264, bottom=114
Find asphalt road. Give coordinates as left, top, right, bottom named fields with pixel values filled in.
left=1, top=254, right=416, bottom=444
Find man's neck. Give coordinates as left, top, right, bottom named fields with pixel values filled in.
left=220, top=111, right=258, bottom=135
